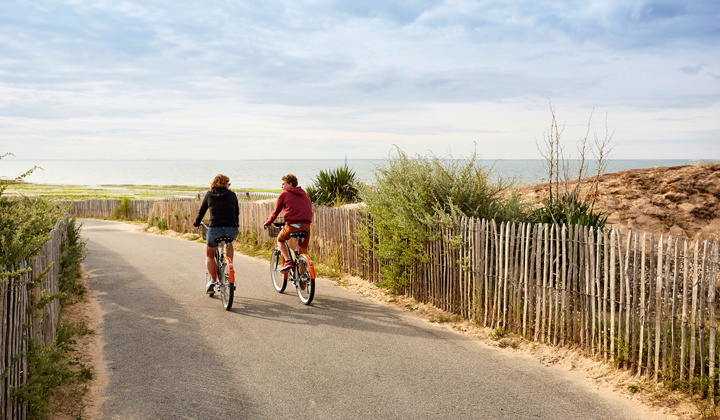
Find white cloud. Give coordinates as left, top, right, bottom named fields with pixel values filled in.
left=0, top=0, right=718, bottom=159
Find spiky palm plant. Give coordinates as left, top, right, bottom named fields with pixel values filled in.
left=306, top=164, right=361, bottom=206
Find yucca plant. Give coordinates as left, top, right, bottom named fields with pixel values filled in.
left=532, top=189, right=608, bottom=230
left=306, top=164, right=361, bottom=206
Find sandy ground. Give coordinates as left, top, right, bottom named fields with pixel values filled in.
left=48, top=288, right=107, bottom=419
left=57, top=220, right=712, bottom=419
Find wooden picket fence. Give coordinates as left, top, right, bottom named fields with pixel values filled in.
left=412, top=218, right=720, bottom=387
left=64, top=199, right=153, bottom=220
left=1, top=216, right=68, bottom=420
left=64, top=191, right=279, bottom=221
left=68, top=198, right=720, bottom=391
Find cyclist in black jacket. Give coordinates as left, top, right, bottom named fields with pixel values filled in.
left=193, top=174, right=239, bottom=294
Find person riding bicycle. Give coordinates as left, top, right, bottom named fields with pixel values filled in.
left=193, top=174, right=239, bottom=294
left=264, top=173, right=312, bottom=272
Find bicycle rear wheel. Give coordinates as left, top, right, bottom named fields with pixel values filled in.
left=270, top=248, right=287, bottom=293
left=219, top=260, right=234, bottom=310
left=295, top=256, right=315, bottom=305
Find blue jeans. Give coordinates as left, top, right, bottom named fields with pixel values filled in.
left=206, top=226, right=239, bottom=247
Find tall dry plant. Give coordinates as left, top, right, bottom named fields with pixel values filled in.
left=533, top=101, right=614, bottom=229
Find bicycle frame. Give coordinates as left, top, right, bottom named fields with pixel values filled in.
left=280, top=239, right=316, bottom=280
left=216, top=244, right=236, bottom=285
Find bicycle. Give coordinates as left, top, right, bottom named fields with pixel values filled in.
left=268, top=222, right=316, bottom=305
left=199, top=222, right=235, bottom=310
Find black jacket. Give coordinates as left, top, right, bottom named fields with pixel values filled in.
left=194, top=187, right=239, bottom=228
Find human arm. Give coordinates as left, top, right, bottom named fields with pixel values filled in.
left=232, top=191, right=239, bottom=227
left=193, top=193, right=210, bottom=227
left=264, top=192, right=286, bottom=227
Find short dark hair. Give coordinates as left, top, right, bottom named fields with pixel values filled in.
left=282, top=174, right=298, bottom=187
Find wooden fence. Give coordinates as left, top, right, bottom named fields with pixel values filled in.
left=414, top=219, right=720, bottom=387
left=65, top=199, right=153, bottom=220
left=69, top=199, right=720, bottom=390
left=64, top=191, right=279, bottom=221
left=234, top=204, right=720, bottom=388
left=1, top=216, right=68, bottom=420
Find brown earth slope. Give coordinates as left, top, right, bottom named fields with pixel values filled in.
left=524, top=164, right=720, bottom=241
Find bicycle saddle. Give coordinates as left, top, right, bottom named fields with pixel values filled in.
left=214, top=236, right=235, bottom=245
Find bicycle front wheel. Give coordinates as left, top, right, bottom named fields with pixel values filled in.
left=219, top=260, right=234, bottom=310
left=295, top=256, right=315, bottom=305
left=270, top=249, right=287, bottom=293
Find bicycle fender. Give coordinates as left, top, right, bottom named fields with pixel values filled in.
left=300, top=254, right=316, bottom=279
left=226, top=258, right=235, bottom=283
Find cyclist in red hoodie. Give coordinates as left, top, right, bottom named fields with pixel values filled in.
left=264, top=173, right=313, bottom=272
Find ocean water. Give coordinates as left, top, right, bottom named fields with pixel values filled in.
left=0, top=159, right=696, bottom=190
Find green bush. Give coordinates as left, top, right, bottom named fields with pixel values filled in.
left=13, top=322, right=94, bottom=420
left=358, top=146, right=529, bottom=291
left=2, top=153, right=91, bottom=419
left=306, top=163, right=361, bottom=206
left=1, top=153, right=64, bottom=278
left=59, top=218, right=88, bottom=307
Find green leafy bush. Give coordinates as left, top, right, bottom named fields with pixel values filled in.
left=1, top=153, right=64, bottom=277
left=59, top=218, right=88, bottom=307
left=358, top=146, right=529, bottom=291
left=13, top=322, right=94, bottom=420
left=2, top=153, right=91, bottom=419
left=306, top=163, right=360, bottom=206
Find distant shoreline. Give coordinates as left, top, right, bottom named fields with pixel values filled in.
left=0, top=159, right=703, bottom=191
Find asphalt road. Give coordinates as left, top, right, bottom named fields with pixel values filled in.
left=81, top=219, right=666, bottom=420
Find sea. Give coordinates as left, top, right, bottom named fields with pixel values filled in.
left=0, top=159, right=698, bottom=191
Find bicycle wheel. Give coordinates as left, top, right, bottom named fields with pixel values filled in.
left=295, top=256, right=315, bottom=305
left=219, top=260, right=234, bottom=310
left=270, top=248, right=287, bottom=293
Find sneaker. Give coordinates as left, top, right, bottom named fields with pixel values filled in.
left=206, top=280, right=216, bottom=294
left=280, top=261, right=294, bottom=272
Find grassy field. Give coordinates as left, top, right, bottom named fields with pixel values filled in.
left=4, top=183, right=281, bottom=200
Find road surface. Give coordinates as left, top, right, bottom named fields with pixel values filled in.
left=81, top=219, right=668, bottom=419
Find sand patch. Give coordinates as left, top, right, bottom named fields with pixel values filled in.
left=48, top=274, right=107, bottom=419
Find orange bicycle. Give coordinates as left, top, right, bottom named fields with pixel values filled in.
left=268, top=222, right=316, bottom=305
left=200, top=222, right=235, bottom=310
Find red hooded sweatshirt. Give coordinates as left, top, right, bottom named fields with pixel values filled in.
left=266, top=186, right=313, bottom=225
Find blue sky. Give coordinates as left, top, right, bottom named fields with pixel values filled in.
left=1, top=0, right=718, bottom=160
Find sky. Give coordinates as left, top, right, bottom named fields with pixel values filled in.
left=1, top=0, right=719, bottom=160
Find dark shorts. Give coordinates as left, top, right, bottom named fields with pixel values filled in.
left=277, top=223, right=311, bottom=250
left=206, top=226, right=239, bottom=248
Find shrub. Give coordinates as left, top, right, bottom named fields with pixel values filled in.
left=306, top=163, right=360, bottom=206
left=0, top=153, right=64, bottom=275
left=13, top=322, right=94, bottom=420
left=58, top=218, right=88, bottom=307
left=1, top=153, right=91, bottom=419
left=358, top=146, right=529, bottom=291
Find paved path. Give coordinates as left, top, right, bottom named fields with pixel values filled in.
left=82, top=219, right=668, bottom=419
